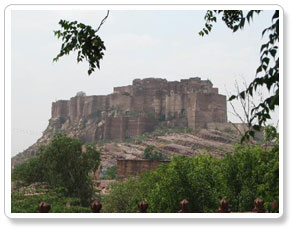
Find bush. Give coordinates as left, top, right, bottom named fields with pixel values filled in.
left=143, top=146, right=168, bottom=161
left=264, top=125, right=278, bottom=143
left=12, top=157, right=45, bottom=186
left=75, top=91, right=86, bottom=97
left=101, top=165, right=117, bottom=180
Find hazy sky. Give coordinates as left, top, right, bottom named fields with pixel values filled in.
left=11, top=9, right=278, bottom=156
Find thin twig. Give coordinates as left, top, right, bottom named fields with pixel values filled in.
left=225, top=87, right=245, bottom=124
left=96, top=10, right=110, bottom=33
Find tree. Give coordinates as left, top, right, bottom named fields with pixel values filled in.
left=39, top=133, right=100, bottom=204
left=75, top=91, right=86, bottom=97
left=226, top=79, right=265, bottom=141
left=199, top=10, right=279, bottom=142
left=12, top=133, right=101, bottom=205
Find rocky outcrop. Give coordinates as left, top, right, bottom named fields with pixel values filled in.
left=97, top=127, right=241, bottom=171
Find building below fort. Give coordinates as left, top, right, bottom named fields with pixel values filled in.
left=116, top=159, right=170, bottom=179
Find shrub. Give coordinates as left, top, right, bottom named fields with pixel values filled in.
left=12, top=156, right=45, bottom=186
left=101, top=165, right=117, bottom=180
left=143, top=146, right=168, bottom=161
left=157, top=113, right=166, bottom=121
left=264, top=125, right=278, bottom=143
left=75, top=91, right=86, bottom=97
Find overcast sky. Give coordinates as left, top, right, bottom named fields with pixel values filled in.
left=11, top=9, right=278, bottom=156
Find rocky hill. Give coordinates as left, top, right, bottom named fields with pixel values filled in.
left=12, top=77, right=243, bottom=169
left=97, top=126, right=241, bottom=170
left=12, top=122, right=244, bottom=171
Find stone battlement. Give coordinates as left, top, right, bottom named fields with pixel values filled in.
left=49, top=77, right=227, bottom=142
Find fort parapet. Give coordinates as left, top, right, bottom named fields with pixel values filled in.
left=49, top=77, right=227, bottom=142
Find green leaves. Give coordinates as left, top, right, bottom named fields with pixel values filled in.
left=228, top=95, right=236, bottom=101
left=143, top=146, right=168, bottom=161
left=198, top=10, right=217, bottom=36
left=200, top=10, right=279, bottom=143
left=53, top=19, right=106, bottom=75
left=13, top=133, right=101, bottom=206
left=102, top=144, right=279, bottom=213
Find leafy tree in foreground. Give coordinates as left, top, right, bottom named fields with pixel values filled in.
left=199, top=10, right=279, bottom=142
left=12, top=133, right=101, bottom=205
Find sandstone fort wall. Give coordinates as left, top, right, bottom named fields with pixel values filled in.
left=50, top=77, right=227, bottom=142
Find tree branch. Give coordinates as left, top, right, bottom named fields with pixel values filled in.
left=95, top=10, right=110, bottom=33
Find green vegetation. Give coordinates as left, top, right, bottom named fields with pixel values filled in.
left=75, top=91, right=86, bottom=97
left=12, top=188, right=90, bottom=213
left=157, top=113, right=166, bottom=121
left=53, top=12, right=109, bottom=75
left=100, top=166, right=117, bottom=180
left=12, top=133, right=101, bottom=206
left=102, top=141, right=279, bottom=213
left=200, top=10, right=279, bottom=142
left=264, top=125, right=278, bottom=143
left=12, top=127, right=279, bottom=213
left=142, top=146, right=168, bottom=161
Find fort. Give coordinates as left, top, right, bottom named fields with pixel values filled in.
left=49, top=77, right=227, bottom=142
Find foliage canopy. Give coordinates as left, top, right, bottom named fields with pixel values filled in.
left=12, top=133, right=101, bottom=205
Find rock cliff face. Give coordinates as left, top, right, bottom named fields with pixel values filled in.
left=12, top=77, right=228, bottom=166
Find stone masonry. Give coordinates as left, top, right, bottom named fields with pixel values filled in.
left=48, top=77, right=227, bottom=142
